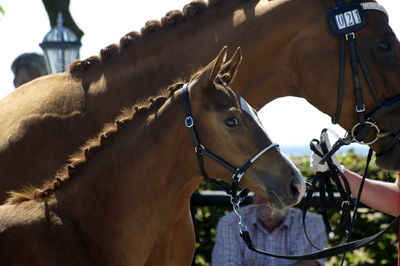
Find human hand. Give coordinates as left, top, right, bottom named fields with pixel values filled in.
left=310, top=132, right=344, bottom=173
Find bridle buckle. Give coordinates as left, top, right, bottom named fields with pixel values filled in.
left=194, top=144, right=205, bottom=155
left=345, top=32, right=355, bottom=40
left=233, top=169, right=244, bottom=182
left=355, top=104, right=365, bottom=113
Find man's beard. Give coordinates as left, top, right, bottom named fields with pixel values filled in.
left=255, top=204, right=288, bottom=223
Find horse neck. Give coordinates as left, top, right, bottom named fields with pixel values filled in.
left=81, top=0, right=330, bottom=112
left=55, top=92, right=198, bottom=263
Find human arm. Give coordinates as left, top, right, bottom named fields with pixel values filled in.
left=341, top=169, right=400, bottom=216
left=310, top=132, right=400, bottom=216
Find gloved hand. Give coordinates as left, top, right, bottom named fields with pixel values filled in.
left=310, top=131, right=345, bottom=173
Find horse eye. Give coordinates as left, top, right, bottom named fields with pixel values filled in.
left=224, top=118, right=239, bottom=128
left=377, top=39, right=392, bottom=52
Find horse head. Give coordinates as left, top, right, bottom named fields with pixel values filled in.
left=357, top=3, right=400, bottom=170
left=288, top=1, right=400, bottom=170
left=185, top=47, right=305, bottom=209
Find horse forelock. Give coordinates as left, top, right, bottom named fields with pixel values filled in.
left=5, top=82, right=186, bottom=204
left=69, top=0, right=231, bottom=74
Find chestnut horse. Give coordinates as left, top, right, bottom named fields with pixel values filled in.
left=0, top=0, right=399, bottom=200
left=0, top=48, right=304, bottom=265
left=0, top=0, right=398, bottom=264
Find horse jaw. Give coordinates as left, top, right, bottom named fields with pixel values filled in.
left=375, top=142, right=400, bottom=171
left=240, top=159, right=306, bottom=210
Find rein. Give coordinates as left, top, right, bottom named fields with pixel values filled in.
left=233, top=127, right=399, bottom=261
left=182, top=83, right=278, bottom=202
left=217, top=1, right=400, bottom=262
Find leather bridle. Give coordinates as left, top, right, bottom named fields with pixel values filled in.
left=323, top=0, right=400, bottom=161
left=223, top=0, right=400, bottom=262
left=182, top=82, right=278, bottom=203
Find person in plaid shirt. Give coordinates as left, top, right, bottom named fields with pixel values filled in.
left=212, top=195, right=327, bottom=266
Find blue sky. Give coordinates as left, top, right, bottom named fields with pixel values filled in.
left=0, top=0, right=398, bottom=151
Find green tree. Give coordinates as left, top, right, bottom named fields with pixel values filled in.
left=41, top=0, right=83, bottom=40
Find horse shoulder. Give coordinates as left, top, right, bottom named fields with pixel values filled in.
left=0, top=200, right=90, bottom=265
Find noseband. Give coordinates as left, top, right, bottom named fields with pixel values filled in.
left=182, top=83, right=278, bottom=202
left=321, top=0, right=400, bottom=162
left=211, top=1, right=400, bottom=261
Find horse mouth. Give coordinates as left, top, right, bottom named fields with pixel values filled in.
left=375, top=147, right=400, bottom=171
left=372, top=135, right=400, bottom=170
left=268, top=190, right=291, bottom=209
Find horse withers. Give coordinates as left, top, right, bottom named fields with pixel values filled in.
left=0, top=48, right=305, bottom=265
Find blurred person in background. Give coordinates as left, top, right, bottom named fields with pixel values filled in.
left=212, top=194, right=327, bottom=266
left=11, top=52, right=47, bottom=88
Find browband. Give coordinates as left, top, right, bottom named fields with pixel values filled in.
left=360, top=2, right=388, bottom=20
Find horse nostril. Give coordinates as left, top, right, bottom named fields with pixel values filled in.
left=289, top=180, right=301, bottom=198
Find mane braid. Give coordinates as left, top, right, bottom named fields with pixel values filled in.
left=69, top=0, right=231, bottom=73
left=6, top=83, right=184, bottom=204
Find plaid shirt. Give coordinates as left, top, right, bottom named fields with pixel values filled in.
left=211, top=205, right=328, bottom=266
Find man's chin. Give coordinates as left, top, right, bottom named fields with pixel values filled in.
left=256, top=206, right=288, bottom=222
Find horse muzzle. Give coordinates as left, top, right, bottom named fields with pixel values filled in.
left=375, top=138, right=400, bottom=171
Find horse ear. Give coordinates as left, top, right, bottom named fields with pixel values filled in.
left=196, top=46, right=227, bottom=86
left=220, top=47, right=242, bottom=85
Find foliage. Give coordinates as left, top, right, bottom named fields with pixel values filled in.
left=41, top=0, right=83, bottom=40
left=0, top=6, right=4, bottom=15
left=192, top=150, right=398, bottom=265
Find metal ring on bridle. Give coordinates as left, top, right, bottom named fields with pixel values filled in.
left=233, top=169, right=245, bottom=183
left=194, top=144, right=205, bottom=155
left=351, top=121, right=380, bottom=145
left=185, top=116, right=194, bottom=128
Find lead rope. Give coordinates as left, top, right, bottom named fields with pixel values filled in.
left=339, top=148, right=373, bottom=265
left=302, top=130, right=353, bottom=251
left=231, top=127, right=399, bottom=260
left=303, top=129, right=399, bottom=265
left=235, top=195, right=399, bottom=260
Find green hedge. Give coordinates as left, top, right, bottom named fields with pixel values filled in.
left=192, top=150, right=398, bottom=265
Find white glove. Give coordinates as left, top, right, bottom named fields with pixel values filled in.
left=310, top=131, right=345, bottom=173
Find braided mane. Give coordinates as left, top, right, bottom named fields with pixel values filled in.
left=6, top=81, right=187, bottom=204
left=69, top=0, right=229, bottom=73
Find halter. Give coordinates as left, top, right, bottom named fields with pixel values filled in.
left=182, top=83, right=278, bottom=203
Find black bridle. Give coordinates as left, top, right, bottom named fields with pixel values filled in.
left=222, top=0, right=400, bottom=262
left=182, top=83, right=278, bottom=204
left=323, top=0, right=400, bottom=161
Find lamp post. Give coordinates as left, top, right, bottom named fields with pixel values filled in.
left=40, top=12, right=81, bottom=73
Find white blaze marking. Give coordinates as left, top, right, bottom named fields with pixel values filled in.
left=240, top=97, right=266, bottom=132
